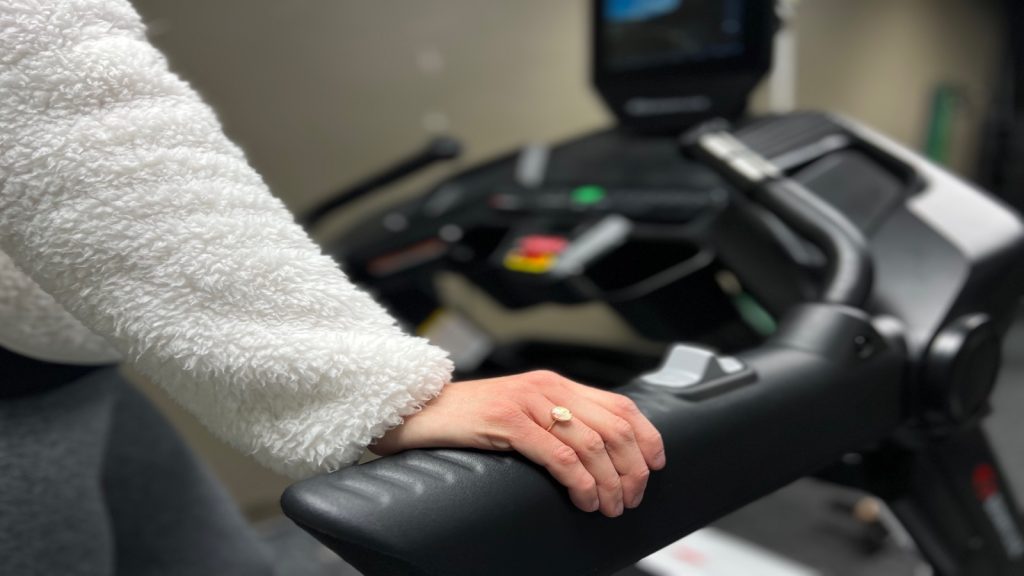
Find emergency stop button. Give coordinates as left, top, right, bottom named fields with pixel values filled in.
left=503, top=234, right=568, bottom=274
left=519, top=235, right=568, bottom=257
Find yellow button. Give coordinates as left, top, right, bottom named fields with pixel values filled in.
left=503, top=252, right=556, bottom=274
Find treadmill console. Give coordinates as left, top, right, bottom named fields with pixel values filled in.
left=593, top=0, right=777, bottom=132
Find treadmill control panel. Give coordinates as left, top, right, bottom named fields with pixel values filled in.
left=499, top=215, right=633, bottom=278
left=489, top=185, right=724, bottom=223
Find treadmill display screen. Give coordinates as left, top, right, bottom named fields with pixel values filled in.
left=602, top=0, right=747, bottom=72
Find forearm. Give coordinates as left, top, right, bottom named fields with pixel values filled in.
left=0, top=0, right=451, bottom=477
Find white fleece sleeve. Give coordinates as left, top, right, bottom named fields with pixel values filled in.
left=0, top=0, right=453, bottom=478
left=0, top=250, right=121, bottom=364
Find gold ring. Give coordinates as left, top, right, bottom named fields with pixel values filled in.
left=545, top=406, right=573, bottom=432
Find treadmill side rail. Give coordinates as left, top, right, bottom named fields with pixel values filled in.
left=282, top=305, right=905, bottom=576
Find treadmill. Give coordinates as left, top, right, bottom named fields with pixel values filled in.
left=287, top=2, right=1024, bottom=574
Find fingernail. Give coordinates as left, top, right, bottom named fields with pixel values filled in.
left=630, top=493, right=644, bottom=508
left=589, top=498, right=601, bottom=512
left=654, top=451, right=666, bottom=469
left=614, top=501, right=624, bottom=516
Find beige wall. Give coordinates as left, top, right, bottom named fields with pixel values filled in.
left=779, top=0, right=1002, bottom=175
left=132, top=0, right=1005, bottom=223
left=133, top=0, right=611, bottom=236
left=127, top=0, right=1004, bottom=517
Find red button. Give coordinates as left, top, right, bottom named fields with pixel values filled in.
left=519, top=235, right=568, bottom=257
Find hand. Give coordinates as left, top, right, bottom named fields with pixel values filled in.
left=371, top=371, right=666, bottom=517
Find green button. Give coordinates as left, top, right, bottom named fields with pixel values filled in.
left=571, top=185, right=606, bottom=206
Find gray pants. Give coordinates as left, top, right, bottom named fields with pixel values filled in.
left=0, top=367, right=275, bottom=576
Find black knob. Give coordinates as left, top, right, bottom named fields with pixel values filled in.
left=923, top=314, right=1000, bottom=425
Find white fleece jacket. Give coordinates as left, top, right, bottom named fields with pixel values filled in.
left=0, top=0, right=453, bottom=478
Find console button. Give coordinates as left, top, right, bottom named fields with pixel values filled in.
left=640, top=344, right=755, bottom=399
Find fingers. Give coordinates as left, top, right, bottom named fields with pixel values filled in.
left=505, top=417, right=601, bottom=514
left=375, top=370, right=664, bottom=519
left=523, top=395, right=625, bottom=517
left=544, top=392, right=651, bottom=510
left=577, top=385, right=666, bottom=472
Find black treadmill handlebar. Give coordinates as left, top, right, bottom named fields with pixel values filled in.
left=281, top=304, right=905, bottom=576
left=284, top=112, right=1024, bottom=576
left=300, top=136, right=462, bottom=229
left=756, top=178, right=874, bottom=305
left=683, top=128, right=873, bottom=307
